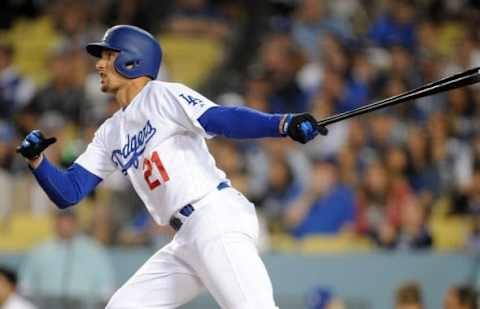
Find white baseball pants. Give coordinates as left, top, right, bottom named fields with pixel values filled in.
left=106, top=187, right=277, bottom=309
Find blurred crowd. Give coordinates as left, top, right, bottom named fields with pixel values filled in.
left=3, top=0, right=480, bottom=255
left=3, top=0, right=480, bottom=308
left=394, top=281, right=477, bottom=309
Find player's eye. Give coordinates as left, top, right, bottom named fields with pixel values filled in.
left=108, top=51, right=117, bottom=60
left=101, top=50, right=114, bottom=60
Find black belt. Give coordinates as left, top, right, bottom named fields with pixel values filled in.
left=169, top=182, right=230, bottom=231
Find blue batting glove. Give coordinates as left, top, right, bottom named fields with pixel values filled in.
left=282, top=113, right=328, bottom=144
left=16, top=130, right=57, bottom=160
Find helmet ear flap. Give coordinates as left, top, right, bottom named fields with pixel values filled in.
left=114, top=50, right=143, bottom=78
left=124, top=59, right=140, bottom=69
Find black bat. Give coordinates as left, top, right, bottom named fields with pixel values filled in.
left=316, top=67, right=480, bottom=127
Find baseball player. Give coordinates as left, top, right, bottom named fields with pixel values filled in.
left=17, top=25, right=327, bottom=309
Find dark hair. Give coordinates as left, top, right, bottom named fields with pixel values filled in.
left=454, top=285, right=478, bottom=309
left=395, top=281, right=422, bottom=305
left=0, top=266, right=17, bottom=286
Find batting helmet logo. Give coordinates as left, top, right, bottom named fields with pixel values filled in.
left=86, top=25, right=162, bottom=79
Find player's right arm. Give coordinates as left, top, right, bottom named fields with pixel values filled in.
left=16, top=128, right=112, bottom=209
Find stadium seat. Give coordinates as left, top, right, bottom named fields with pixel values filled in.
left=158, top=33, right=224, bottom=87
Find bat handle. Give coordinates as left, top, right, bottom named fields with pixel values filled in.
left=315, top=122, right=329, bottom=136
left=316, top=119, right=333, bottom=128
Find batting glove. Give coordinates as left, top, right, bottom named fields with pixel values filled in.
left=16, top=130, right=57, bottom=160
left=282, top=113, right=328, bottom=144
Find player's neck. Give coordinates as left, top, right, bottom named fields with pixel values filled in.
left=116, top=77, right=151, bottom=108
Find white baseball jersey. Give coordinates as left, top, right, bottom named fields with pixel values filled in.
left=75, top=81, right=227, bottom=225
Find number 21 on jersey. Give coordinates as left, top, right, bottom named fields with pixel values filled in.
left=143, top=151, right=169, bottom=190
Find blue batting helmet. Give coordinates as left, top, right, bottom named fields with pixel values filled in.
left=86, top=25, right=162, bottom=79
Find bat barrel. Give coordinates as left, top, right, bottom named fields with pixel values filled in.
left=316, top=68, right=480, bottom=127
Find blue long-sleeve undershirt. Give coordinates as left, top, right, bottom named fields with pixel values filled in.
left=197, top=106, right=284, bottom=138
left=32, top=157, right=102, bottom=209
left=32, top=106, right=283, bottom=208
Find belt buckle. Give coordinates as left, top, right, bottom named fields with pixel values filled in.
left=170, top=204, right=194, bottom=231
left=169, top=216, right=183, bottom=231
left=170, top=182, right=228, bottom=231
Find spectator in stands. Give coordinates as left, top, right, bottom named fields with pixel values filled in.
left=415, top=20, right=439, bottom=61
left=446, top=87, right=476, bottom=141
left=291, top=0, right=351, bottom=61
left=259, top=32, right=308, bottom=113
left=385, top=145, right=434, bottom=249
left=342, top=51, right=374, bottom=110
left=371, top=48, right=421, bottom=117
left=426, top=113, right=456, bottom=193
left=260, top=138, right=312, bottom=201
left=0, top=43, right=35, bottom=120
left=404, top=127, right=440, bottom=206
left=0, top=266, right=36, bottom=309
left=315, top=36, right=372, bottom=114
left=243, top=64, right=272, bottom=112
left=315, top=66, right=347, bottom=114
left=356, top=159, right=414, bottom=248
left=28, top=45, right=88, bottom=125
left=19, top=209, right=115, bottom=309
left=385, top=146, right=408, bottom=181
left=260, top=154, right=304, bottom=218
left=283, top=157, right=355, bottom=238
left=297, top=32, right=350, bottom=94
left=368, top=0, right=417, bottom=50
left=367, top=114, right=402, bottom=155
left=443, top=284, right=478, bottom=309
left=396, top=196, right=433, bottom=250
left=395, top=281, right=423, bottom=309
left=389, top=46, right=420, bottom=88
left=342, top=119, right=372, bottom=178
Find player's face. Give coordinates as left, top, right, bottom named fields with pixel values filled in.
left=95, top=50, right=128, bottom=93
